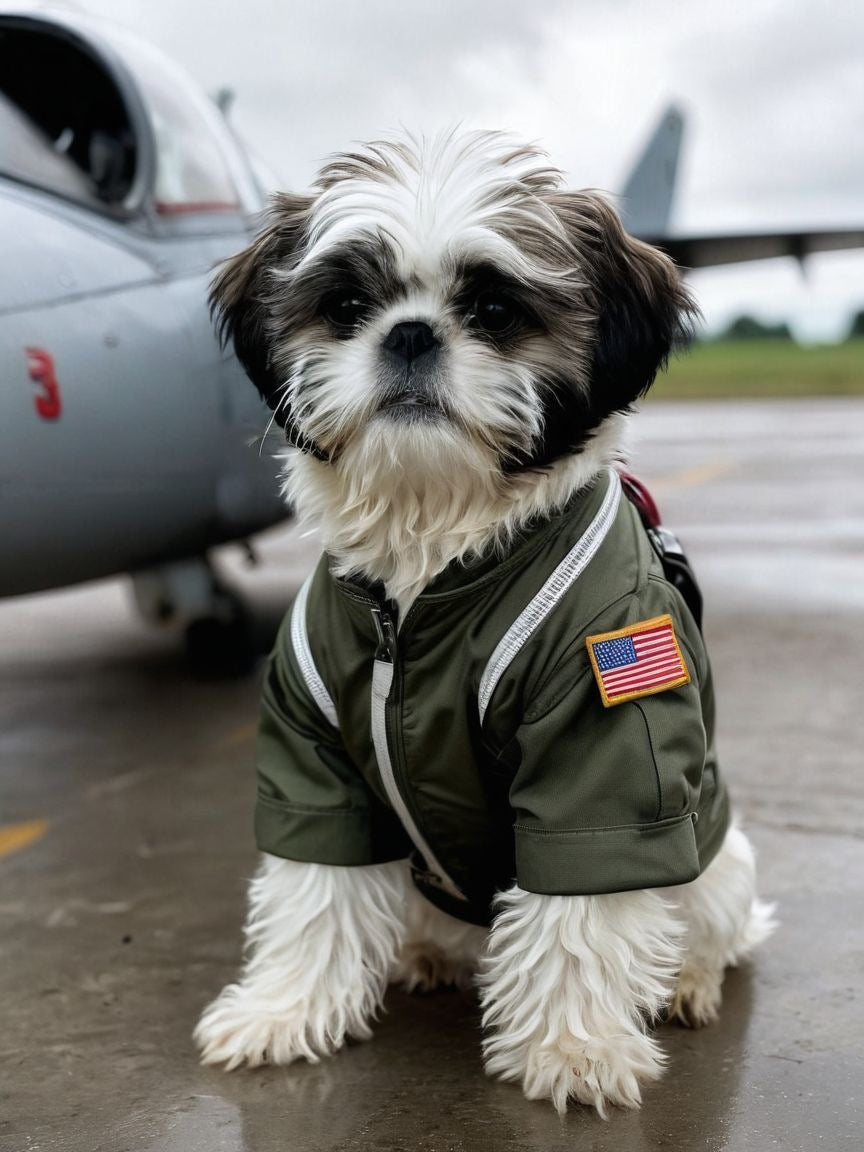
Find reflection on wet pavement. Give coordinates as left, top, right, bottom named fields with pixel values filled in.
left=1, top=399, right=862, bottom=1151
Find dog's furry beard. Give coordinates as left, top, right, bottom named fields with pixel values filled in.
left=282, top=412, right=629, bottom=612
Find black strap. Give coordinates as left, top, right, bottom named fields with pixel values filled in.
left=621, top=479, right=704, bottom=633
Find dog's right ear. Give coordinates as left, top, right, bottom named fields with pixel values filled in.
left=210, top=193, right=313, bottom=414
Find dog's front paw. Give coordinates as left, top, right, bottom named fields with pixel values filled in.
left=489, top=1031, right=665, bottom=1117
left=393, top=942, right=475, bottom=992
left=668, top=962, right=723, bottom=1028
left=194, top=983, right=357, bottom=1070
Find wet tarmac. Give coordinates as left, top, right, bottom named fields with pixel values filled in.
left=1, top=398, right=862, bottom=1152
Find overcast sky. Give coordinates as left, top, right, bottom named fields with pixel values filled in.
left=42, top=0, right=864, bottom=339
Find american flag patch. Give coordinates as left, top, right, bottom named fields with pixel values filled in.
left=586, top=614, right=690, bottom=708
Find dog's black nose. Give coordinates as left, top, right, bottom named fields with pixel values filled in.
left=383, top=321, right=439, bottom=363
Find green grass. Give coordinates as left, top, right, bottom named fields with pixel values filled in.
left=652, top=337, right=864, bottom=400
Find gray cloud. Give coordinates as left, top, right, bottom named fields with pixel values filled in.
left=37, top=0, right=864, bottom=336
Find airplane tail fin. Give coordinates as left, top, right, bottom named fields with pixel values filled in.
left=618, top=104, right=685, bottom=238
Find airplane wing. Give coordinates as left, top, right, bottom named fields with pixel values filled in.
left=646, top=229, right=864, bottom=269
left=619, top=104, right=864, bottom=269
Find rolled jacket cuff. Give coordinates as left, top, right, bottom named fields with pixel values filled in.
left=255, top=792, right=377, bottom=865
left=515, top=812, right=705, bottom=895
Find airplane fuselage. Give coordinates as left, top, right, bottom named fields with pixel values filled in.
left=0, top=183, right=285, bottom=597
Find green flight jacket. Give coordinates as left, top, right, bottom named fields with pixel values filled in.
left=255, top=469, right=731, bottom=926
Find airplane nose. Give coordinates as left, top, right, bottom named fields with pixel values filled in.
left=383, top=321, right=439, bottom=363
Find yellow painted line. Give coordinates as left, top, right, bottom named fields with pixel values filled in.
left=652, top=458, right=735, bottom=494
left=0, top=819, right=49, bottom=859
left=218, top=722, right=257, bottom=749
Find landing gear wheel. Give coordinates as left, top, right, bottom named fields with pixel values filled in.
left=131, top=558, right=262, bottom=677
left=184, top=593, right=257, bottom=679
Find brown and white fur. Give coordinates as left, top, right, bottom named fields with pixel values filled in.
left=194, top=130, right=774, bottom=1114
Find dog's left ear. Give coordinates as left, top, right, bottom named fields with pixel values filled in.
left=210, top=193, right=314, bottom=419
left=549, top=192, right=699, bottom=411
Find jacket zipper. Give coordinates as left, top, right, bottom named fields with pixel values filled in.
left=369, top=604, right=466, bottom=901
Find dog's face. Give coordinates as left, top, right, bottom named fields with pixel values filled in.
left=212, top=131, right=695, bottom=477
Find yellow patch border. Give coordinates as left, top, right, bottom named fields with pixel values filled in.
left=585, top=613, right=690, bottom=708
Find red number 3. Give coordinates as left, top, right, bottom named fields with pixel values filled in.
left=26, top=347, right=63, bottom=421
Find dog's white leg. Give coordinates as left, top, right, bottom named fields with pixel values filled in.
left=194, top=855, right=408, bottom=1069
left=478, top=887, right=684, bottom=1116
left=667, top=824, right=776, bottom=1028
left=391, top=878, right=487, bottom=992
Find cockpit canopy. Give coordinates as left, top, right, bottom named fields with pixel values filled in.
left=0, top=10, right=262, bottom=220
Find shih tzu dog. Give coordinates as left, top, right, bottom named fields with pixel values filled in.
left=194, top=130, right=774, bottom=1114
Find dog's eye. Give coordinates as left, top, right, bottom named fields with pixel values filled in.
left=319, top=292, right=371, bottom=334
left=470, top=290, right=525, bottom=338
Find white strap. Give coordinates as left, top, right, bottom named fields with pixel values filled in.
left=290, top=573, right=339, bottom=729
left=477, top=468, right=622, bottom=725
left=370, top=658, right=466, bottom=900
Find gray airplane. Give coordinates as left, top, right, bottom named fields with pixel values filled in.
left=0, top=8, right=286, bottom=663
left=2, top=10, right=862, bottom=663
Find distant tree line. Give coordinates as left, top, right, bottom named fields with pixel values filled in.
left=702, top=309, right=864, bottom=343
left=719, top=316, right=794, bottom=341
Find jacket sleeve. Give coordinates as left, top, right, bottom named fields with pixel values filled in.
left=254, top=611, right=384, bottom=866
left=508, top=578, right=720, bottom=896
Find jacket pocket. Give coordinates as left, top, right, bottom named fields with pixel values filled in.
left=633, top=680, right=707, bottom=823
